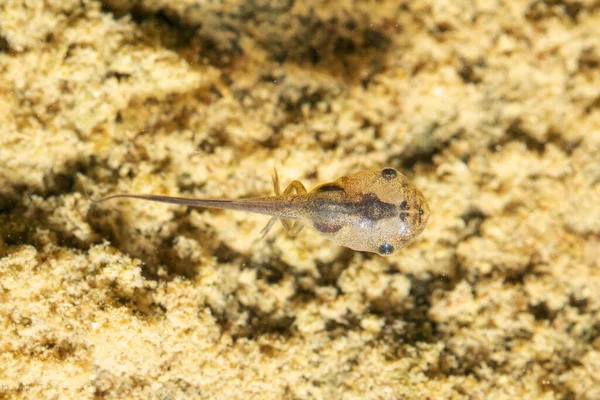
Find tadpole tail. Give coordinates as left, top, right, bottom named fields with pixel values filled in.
left=90, top=193, right=236, bottom=208
left=87, top=193, right=302, bottom=219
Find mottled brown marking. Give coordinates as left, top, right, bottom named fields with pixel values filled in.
left=353, top=193, right=397, bottom=222
left=399, top=200, right=409, bottom=222
left=314, top=222, right=343, bottom=233
left=315, top=184, right=345, bottom=193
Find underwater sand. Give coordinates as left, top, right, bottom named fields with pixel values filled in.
left=1, top=0, right=599, bottom=398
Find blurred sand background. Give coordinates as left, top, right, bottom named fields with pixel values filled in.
left=1, top=0, right=600, bottom=398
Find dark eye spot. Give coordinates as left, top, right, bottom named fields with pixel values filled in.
left=381, top=168, right=397, bottom=180
left=400, top=200, right=408, bottom=210
left=379, top=243, right=394, bottom=255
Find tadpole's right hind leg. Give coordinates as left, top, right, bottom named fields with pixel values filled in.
left=257, top=216, right=279, bottom=241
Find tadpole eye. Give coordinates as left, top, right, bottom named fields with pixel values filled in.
left=381, top=168, right=397, bottom=180
left=379, top=243, right=394, bottom=255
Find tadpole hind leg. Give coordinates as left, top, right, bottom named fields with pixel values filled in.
left=271, top=168, right=282, bottom=196
left=282, top=180, right=307, bottom=195
left=267, top=170, right=307, bottom=238
left=257, top=216, right=279, bottom=242
left=279, top=174, right=307, bottom=236
left=281, top=219, right=304, bottom=237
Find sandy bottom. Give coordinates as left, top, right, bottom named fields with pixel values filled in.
left=1, top=0, right=599, bottom=398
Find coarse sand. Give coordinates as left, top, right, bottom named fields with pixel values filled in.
left=1, top=1, right=599, bottom=398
